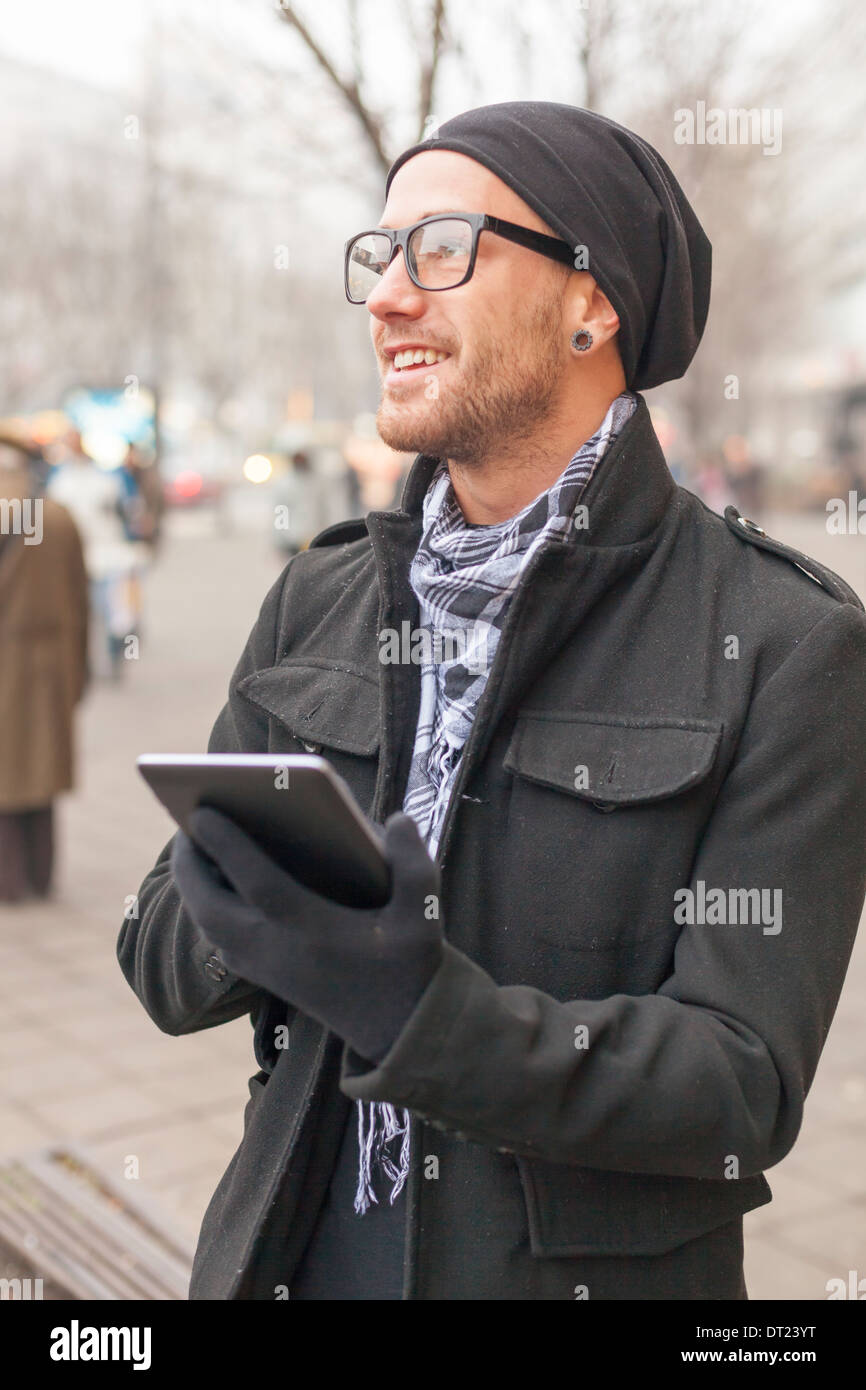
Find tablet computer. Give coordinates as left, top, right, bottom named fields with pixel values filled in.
left=137, top=753, right=391, bottom=908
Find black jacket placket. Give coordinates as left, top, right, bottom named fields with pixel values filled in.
left=361, top=426, right=669, bottom=1297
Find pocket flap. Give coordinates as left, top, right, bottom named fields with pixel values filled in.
left=237, top=658, right=380, bottom=757
left=504, top=711, right=723, bottom=805
left=517, top=1156, right=771, bottom=1257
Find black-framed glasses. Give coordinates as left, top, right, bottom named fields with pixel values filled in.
left=344, top=211, right=575, bottom=304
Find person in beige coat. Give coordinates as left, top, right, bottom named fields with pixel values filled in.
left=0, top=432, right=89, bottom=901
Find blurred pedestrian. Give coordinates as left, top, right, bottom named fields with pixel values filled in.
left=342, top=432, right=413, bottom=511
left=723, top=434, right=766, bottom=518
left=48, top=430, right=144, bottom=678
left=272, top=450, right=330, bottom=558
left=118, top=442, right=165, bottom=553
left=694, top=449, right=735, bottom=514
left=0, top=431, right=88, bottom=902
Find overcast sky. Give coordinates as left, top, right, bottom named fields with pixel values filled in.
left=0, top=0, right=822, bottom=99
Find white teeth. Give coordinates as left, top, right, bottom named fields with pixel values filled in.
left=392, top=348, right=450, bottom=370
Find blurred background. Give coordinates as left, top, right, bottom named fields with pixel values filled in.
left=0, top=0, right=864, bottom=1302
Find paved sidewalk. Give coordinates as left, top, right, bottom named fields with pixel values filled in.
left=0, top=513, right=282, bottom=1258
left=0, top=507, right=863, bottom=1299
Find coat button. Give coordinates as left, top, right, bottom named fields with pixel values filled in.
left=203, top=952, right=228, bottom=982
left=301, top=740, right=322, bottom=754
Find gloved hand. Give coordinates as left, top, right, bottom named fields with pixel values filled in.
left=170, top=805, right=445, bottom=1063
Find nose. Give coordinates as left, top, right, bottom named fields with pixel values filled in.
left=366, top=246, right=427, bottom=323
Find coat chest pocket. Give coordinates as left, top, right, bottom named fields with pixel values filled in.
left=503, top=710, right=723, bottom=811
left=501, top=712, right=724, bottom=954
left=236, top=657, right=381, bottom=813
left=237, top=657, right=380, bottom=758
left=516, top=1155, right=771, bottom=1258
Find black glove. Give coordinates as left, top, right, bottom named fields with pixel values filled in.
left=170, top=805, right=445, bottom=1063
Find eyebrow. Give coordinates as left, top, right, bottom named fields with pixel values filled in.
left=377, top=209, right=468, bottom=229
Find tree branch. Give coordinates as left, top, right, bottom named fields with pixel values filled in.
left=417, top=0, right=447, bottom=140
left=276, top=2, right=391, bottom=172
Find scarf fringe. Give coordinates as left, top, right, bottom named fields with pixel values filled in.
left=354, top=1100, right=411, bottom=1215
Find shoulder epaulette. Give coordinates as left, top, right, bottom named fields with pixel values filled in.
left=308, top=518, right=369, bottom=549
left=723, top=505, right=863, bottom=610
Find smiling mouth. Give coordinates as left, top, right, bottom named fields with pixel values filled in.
left=389, top=348, right=451, bottom=373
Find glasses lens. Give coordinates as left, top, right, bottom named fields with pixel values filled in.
left=408, top=218, right=473, bottom=289
left=346, top=233, right=393, bottom=303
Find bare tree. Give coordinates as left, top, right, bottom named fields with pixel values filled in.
left=276, top=0, right=451, bottom=170
left=3, top=0, right=863, bottom=474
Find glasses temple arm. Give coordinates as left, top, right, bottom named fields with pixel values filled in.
left=485, top=216, right=576, bottom=267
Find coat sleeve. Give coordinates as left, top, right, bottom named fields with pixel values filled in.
left=340, top=603, right=866, bottom=1180
left=117, top=563, right=292, bottom=1037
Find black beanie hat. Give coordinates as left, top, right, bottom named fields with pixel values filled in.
left=385, top=101, right=712, bottom=392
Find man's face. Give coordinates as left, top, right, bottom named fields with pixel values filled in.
left=366, top=151, right=572, bottom=466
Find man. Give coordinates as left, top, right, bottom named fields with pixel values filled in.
left=118, top=103, right=866, bottom=1300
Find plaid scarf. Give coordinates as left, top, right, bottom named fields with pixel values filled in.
left=354, top=390, right=638, bottom=1214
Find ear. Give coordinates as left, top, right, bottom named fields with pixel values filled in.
left=563, top=271, right=620, bottom=347
left=588, top=285, right=621, bottom=342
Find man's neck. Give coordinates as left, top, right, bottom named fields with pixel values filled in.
left=446, top=389, right=625, bottom=525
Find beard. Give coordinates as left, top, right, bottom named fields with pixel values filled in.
left=375, top=285, right=564, bottom=468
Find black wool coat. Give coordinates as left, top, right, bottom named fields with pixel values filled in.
left=118, top=395, right=866, bottom=1300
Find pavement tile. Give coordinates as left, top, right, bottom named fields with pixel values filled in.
left=803, top=1073, right=866, bottom=1126
left=0, top=1024, right=62, bottom=1066
left=747, top=1162, right=839, bottom=1235
left=152, top=1174, right=216, bottom=1247
left=20, top=1081, right=168, bottom=1139
left=777, top=1127, right=866, bottom=1200
left=130, top=1071, right=247, bottom=1116
left=743, top=1229, right=839, bottom=1301
left=82, top=1120, right=235, bottom=1188
left=1, top=1050, right=119, bottom=1103
left=48, top=1010, right=165, bottom=1048
left=207, top=1112, right=244, bottom=1147
left=0, top=1102, right=60, bottom=1158
left=768, top=1201, right=866, bottom=1277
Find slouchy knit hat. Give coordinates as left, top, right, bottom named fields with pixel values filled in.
left=385, top=101, right=712, bottom=391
